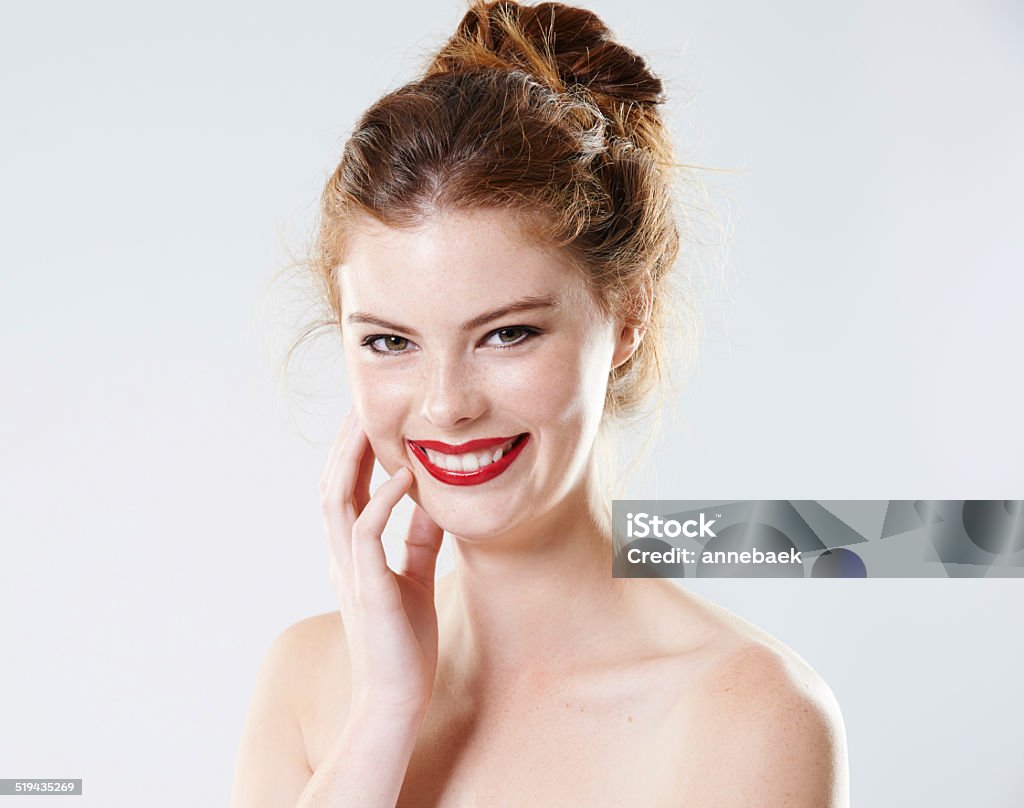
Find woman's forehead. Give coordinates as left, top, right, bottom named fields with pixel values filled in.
left=338, top=209, right=588, bottom=306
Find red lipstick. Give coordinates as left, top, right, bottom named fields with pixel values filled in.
left=413, top=435, right=519, bottom=454
left=408, top=434, right=529, bottom=486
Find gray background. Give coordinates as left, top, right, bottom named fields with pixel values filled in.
left=2, top=0, right=1022, bottom=805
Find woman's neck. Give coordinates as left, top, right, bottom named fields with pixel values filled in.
left=434, top=465, right=631, bottom=696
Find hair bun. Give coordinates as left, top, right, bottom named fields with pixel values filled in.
left=427, top=0, right=664, bottom=107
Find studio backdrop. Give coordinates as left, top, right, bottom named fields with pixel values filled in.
left=1, top=1, right=1021, bottom=805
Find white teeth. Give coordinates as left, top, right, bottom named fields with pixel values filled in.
left=419, top=436, right=520, bottom=473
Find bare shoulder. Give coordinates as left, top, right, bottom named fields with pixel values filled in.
left=267, top=611, right=348, bottom=697
left=653, top=588, right=850, bottom=807
left=269, top=611, right=357, bottom=773
left=277, top=610, right=346, bottom=658
left=276, top=613, right=350, bottom=714
left=230, top=613, right=344, bottom=807
left=693, top=640, right=846, bottom=738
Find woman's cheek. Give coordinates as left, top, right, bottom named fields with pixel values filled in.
left=504, top=345, right=590, bottom=424
left=350, top=367, right=409, bottom=470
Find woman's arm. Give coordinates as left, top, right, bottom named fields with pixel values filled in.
left=231, top=410, right=444, bottom=807
left=292, top=706, right=423, bottom=808
left=229, top=618, right=426, bottom=808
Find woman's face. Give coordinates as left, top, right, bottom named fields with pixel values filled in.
left=338, top=209, right=636, bottom=541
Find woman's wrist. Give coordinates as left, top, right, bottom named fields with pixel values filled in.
left=343, top=698, right=429, bottom=746
left=298, top=703, right=427, bottom=808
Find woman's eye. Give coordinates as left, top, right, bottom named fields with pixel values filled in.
left=485, top=327, right=536, bottom=348
left=362, top=327, right=538, bottom=356
left=365, top=334, right=412, bottom=354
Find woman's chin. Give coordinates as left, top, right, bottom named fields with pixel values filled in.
left=435, top=517, right=516, bottom=544
left=422, top=504, right=526, bottom=545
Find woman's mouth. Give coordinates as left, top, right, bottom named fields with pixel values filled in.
left=407, top=434, right=530, bottom=486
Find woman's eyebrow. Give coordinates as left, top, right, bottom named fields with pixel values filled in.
left=345, top=294, right=560, bottom=337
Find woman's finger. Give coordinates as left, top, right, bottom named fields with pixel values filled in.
left=400, top=504, right=444, bottom=590
left=320, top=410, right=364, bottom=588
left=327, top=422, right=371, bottom=509
left=352, top=429, right=377, bottom=514
left=319, top=408, right=355, bottom=494
left=350, top=467, right=414, bottom=591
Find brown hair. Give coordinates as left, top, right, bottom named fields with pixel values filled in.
left=290, top=0, right=708, bottom=426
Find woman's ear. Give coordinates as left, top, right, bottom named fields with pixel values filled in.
left=610, top=280, right=652, bottom=370
left=611, top=321, right=646, bottom=369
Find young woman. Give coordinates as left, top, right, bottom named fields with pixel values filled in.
left=230, top=2, right=850, bottom=806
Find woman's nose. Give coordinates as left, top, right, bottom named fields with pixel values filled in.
left=420, top=357, right=486, bottom=429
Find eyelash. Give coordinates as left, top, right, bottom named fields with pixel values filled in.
left=360, top=326, right=541, bottom=357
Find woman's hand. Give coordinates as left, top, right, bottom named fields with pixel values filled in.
left=319, top=408, right=445, bottom=724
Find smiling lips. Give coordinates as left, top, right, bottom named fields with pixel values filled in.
left=407, top=434, right=530, bottom=486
